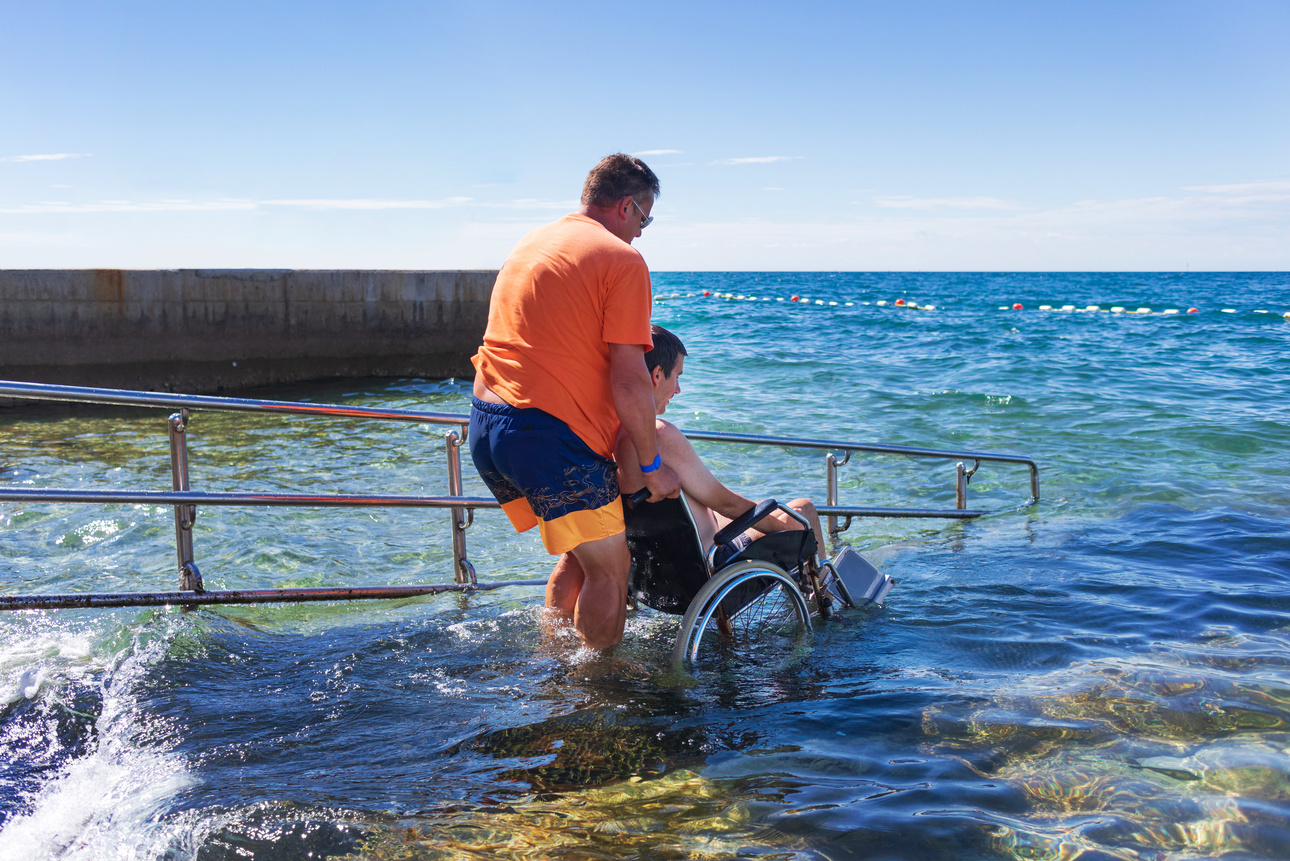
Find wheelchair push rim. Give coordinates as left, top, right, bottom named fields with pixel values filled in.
left=671, top=559, right=813, bottom=667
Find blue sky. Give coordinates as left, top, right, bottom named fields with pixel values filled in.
left=2, top=1, right=1287, bottom=270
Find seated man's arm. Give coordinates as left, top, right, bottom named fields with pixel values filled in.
left=618, top=420, right=802, bottom=539
left=608, top=342, right=679, bottom=501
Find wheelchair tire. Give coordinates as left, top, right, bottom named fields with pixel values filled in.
left=671, top=560, right=813, bottom=667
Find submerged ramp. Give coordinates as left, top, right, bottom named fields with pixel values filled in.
left=0, top=268, right=496, bottom=393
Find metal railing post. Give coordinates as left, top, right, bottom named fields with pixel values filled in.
left=826, top=450, right=851, bottom=543
left=955, top=459, right=979, bottom=511
left=826, top=452, right=839, bottom=540
left=445, top=427, right=476, bottom=585
left=168, top=411, right=203, bottom=591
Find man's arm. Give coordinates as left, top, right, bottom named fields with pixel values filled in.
left=619, top=420, right=801, bottom=537
left=608, top=342, right=679, bottom=501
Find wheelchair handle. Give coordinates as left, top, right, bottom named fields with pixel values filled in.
left=626, top=488, right=651, bottom=508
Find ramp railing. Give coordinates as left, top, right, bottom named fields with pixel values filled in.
left=681, top=429, right=1040, bottom=540
left=0, top=380, right=1038, bottom=611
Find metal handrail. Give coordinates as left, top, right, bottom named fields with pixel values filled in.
left=0, top=488, right=501, bottom=508
left=684, top=429, right=1039, bottom=490
left=0, top=581, right=550, bottom=612
left=0, top=379, right=1039, bottom=611
left=0, top=379, right=467, bottom=425
left=681, top=428, right=1038, bottom=537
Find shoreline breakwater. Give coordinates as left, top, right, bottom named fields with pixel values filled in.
left=0, top=269, right=497, bottom=394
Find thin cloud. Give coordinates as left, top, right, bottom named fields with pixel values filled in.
left=0, top=195, right=581, bottom=214
left=633, top=149, right=682, bottom=156
left=1180, top=180, right=1290, bottom=205
left=712, top=156, right=801, bottom=165
left=658, top=180, right=1290, bottom=269
left=873, top=196, right=1024, bottom=211
left=487, top=198, right=578, bottom=210
left=1, top=153, right=89, bottom=163
left=262, top=197, right=472, bottom=210
left=1183, top=180, right=1290, bottom=195
left=0, top=199, right=256, bottom=214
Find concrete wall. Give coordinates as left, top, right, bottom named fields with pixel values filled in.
left=0, top=269, right=496, bottom=393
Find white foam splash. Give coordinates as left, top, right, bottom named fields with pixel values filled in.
left=0, top=618, right=201, bottom=861
left=0, top=628, right=96, bottom=706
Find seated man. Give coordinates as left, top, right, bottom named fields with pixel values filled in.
left=616, top=325, right=827, bottom=558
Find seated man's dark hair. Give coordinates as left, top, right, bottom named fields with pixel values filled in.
left=645, top=324, right=687, bottom=377
left=581, top=153, right=661, bottom=208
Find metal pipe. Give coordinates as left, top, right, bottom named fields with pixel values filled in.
left=1, top=380, right=1038, bottom=471
left=0, top=380, right=464, bottom=426
left=825, top=450, right=851, bottom=542
left=0, top=579, right=552, bottom=612
left=956, top=462, right=967, bottom=510
left=168, top=410, right=201, bottom=590
left=445, top=428, right=470, bottom=584
left=682, top=427, right=1037, bottom=466
left=826, top=453, right=839, bottom=541
left=817, top=504, right=983, bottom=520
left=0, top=488, right=501, bottom=509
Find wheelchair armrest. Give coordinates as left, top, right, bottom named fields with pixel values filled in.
left=713, top=499, right=778, bottom=547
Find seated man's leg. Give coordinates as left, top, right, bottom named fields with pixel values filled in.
left=735, top=499, right=826, bottom=559
left=567, top=532, right=631, bottom=650
left=787, top=498, right=827, bottom=557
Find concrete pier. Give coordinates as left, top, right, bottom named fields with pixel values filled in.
left=0, top=269, right=496, bottom=393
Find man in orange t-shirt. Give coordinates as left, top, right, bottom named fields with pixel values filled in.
left=469, top=153, right=680, bottom=650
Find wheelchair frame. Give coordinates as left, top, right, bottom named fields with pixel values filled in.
left=625, top=492, right=866, bottom=667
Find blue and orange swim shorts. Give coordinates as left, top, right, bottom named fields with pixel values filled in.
left=468, top=398, right=624, bottom=555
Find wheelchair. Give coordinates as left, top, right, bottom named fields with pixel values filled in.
left=624, top=492, right=894, bottom=666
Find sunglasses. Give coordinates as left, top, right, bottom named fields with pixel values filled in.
left=631, top=198, right=653, bottom=230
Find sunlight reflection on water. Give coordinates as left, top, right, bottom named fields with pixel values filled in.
left=2, top=273, right=1290, bottom=859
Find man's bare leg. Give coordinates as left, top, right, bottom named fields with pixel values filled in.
left=787, top=498, right=827, bottom=556
left=567, top=532, right=631, bottom=650
left=545, top=552, right=584, bottom=619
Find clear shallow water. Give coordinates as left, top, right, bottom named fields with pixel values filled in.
left=2, top=272, right=1289, bottom=860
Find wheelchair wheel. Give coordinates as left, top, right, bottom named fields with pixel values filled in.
left=671, top=560, right=813, bottom=666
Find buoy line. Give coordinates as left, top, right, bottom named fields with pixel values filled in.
left=996, top=304, right=1290, bottom=318
left=654, top=292, right=1289, bottom=320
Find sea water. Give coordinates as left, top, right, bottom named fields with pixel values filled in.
left=1, top=272, right=1288, bottom=860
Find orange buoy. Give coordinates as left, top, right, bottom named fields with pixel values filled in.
left=1187, top=307, right=1198, bottom=313
left=894, top=298, right=906, bottom=306
left=790, top=295, right=800, bottom=302
left=1012, top=303, right=1023, bottom=310
left=703, top=290, right=711, bottom=297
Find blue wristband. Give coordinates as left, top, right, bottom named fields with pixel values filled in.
left=640, top=454, right=662, bottom=474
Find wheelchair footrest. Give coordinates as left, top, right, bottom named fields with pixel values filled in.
left=827, top=547, right=894, bottom=607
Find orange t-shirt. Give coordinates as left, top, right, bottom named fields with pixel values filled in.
left=472, top=214, right=653, bottom=457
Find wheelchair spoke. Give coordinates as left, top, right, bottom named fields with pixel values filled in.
left=725, top=582, right=801, bottom=643
left=672, top=561, right=813, bottom=667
